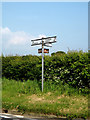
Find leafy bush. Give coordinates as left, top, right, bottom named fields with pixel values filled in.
left=2, top=50, right=90, bottom=92
left=44, top=51, right=89, bottom=91
left=2, top=55, right=42, bottom=81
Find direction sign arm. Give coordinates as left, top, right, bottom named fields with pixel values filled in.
left=31, top=43, right=42, bottom=46
left=44, top=44, right=52, bottom=47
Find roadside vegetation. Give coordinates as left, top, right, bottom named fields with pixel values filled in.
left=2, top=78, right=88, bottom=119
left=2, top=50, right=90, bottom=119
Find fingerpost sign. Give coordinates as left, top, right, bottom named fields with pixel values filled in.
left=31, top=36, right=57, bottom=92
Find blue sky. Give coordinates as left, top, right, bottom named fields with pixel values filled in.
left=2, top=2, right=88, bottom=56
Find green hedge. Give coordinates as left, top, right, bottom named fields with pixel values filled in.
left=2, top=50, right=90, bottom=91
left=44, top=51, right=89, bottom=90
left=2, top=55, right=42, bottom=81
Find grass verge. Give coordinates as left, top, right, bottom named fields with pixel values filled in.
left=2, top=78, right=88, bottom=119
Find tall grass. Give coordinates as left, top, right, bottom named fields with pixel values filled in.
left=2, top=77, right=86, bottom=96
left=2, top=78, right=88, bottom=119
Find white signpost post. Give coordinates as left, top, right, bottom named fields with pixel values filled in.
left=31, top=36, right=57, bottom=92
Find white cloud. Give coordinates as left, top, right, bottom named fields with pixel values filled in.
left=9, top=31, right=30, bottom=45
left=1, top=27, right=46, bottom=55
left=1, top=27, right=46, bottom=46
left=1, top=27, right=31, bottom=46
left=2, top=27, right=11, bottom=35
left=1, top=27, right=11, bottom=41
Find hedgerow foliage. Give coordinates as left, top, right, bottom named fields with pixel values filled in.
left=2, top=50, right=90, bottom=90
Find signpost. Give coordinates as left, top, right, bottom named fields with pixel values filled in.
left=38, top=48, right=49, bottom=53
left=31, top=36, right=57, bottom=92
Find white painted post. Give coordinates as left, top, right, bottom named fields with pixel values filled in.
left=42, top=40, right=44, bottom=92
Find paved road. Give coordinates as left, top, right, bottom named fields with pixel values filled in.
left=0, top=113, right=37, bottom=120
left=0, top=113, right=68, bottom=120
left=0, top=113, right=88, bottom=120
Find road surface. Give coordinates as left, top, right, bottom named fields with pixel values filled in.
left=0, top=113, right=88, bottom=120
left=0, top=113, right=68, bottom=120
left=0, top=113, right=37, bottom=120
